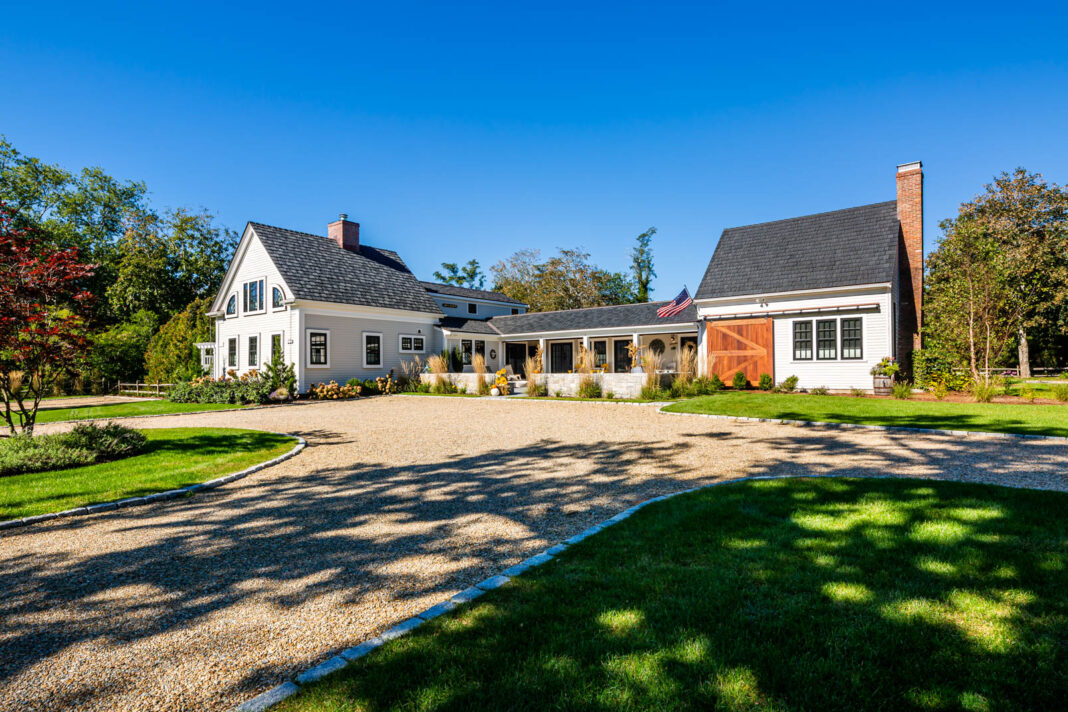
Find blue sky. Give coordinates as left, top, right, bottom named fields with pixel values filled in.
left=4, top=2, right=1067, bottom=298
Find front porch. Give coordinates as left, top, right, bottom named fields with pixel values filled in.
left=502, top=329, right=698, bottom=376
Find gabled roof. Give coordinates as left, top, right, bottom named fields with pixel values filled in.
left=696, top=201, right=899, bottom=300
left=489, top=300, right=697, bottom=335
left=420, top=281, right=526, bottom=306
left=250, top=223, right=443, bottom=315
left=439, top=316, right=500, bottom=335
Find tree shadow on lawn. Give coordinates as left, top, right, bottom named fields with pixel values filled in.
left=0, top=427, right=1065, bottom=709
left=283, top=477, right=1068, bottom=712
left=748, top=407, right=1068, bottom=438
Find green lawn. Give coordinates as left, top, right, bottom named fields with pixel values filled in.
left=278, top=477, right=1068, bottom=711
left=34, top=399, right=250, bottom=424
left=0, top=427, right=295, bottom=520
left=663, top=392, right=1068, bottom=437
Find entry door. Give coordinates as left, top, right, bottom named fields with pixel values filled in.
left=505, top=343, right=527, bottom=376
left=613, top=339, right=632, bottom=373
left=550, top=342, right=573, bottom=373
left=706, top=318, right=773, bottom=386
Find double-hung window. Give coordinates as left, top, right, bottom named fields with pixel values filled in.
left=242, top=279, right=264, bottom=313
left=227, top=338, right=238, bottom=368
left=248, top=335, right=258, bottom=368
left=399, top=335, right=425, bottom=353
left=461, top=340, right=473, bottom=365
left=793, top=321, right=813, bottom=360
left=363, top=332, right=382, bottom=368
left=309, top=331, right=329, bottom=367
left=816, top=320, right=837, bottom=360
left=841, top=318, right=863, bottom=359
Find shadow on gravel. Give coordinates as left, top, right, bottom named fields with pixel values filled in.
left=1, top=423, right=1065, bottom=708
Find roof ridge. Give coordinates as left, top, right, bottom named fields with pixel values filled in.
left=490, top=299, right=673, bottom=320
left=721, top=200, right=897, bottom=233
left=249, top=221, right=398, bottom=256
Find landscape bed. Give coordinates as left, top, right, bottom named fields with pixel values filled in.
left=663, top=392, right=1068, bottom=438
left=276, top=477, right=1068, bottom=711
left=0, top=427, right=296, bottom=520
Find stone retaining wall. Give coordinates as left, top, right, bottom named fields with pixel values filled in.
left=534, top=372, right=664, bottom=398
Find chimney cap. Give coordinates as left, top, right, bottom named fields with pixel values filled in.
left=337, top=213, right=348, bottom=221
left=897, top=161, right=922, bottom=173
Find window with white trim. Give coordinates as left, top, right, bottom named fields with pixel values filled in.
left=841, top=318, right=863, bottom=359
left=272, top=286, right=285, bottom=309
left=271, top=332, right=283, bottom=361
left=226, top=295, right=237, bottom=316
left=461, top=339, right=472, bottom=365
left=242, top=279, right=265, bottom=313
left=793, top=321, right=812, bottom=360
left=248, top=335, right=258, bottom=367
left=363, top=332, right=382, bottom=368
left=308, top=331, right=329, bottom=366
left=227, top=338, right=238, bottom=368
left=399, top=334, right=425, bottom=353
left=816, top=319, right=837, bottom=360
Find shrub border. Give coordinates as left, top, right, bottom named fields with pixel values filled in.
left=0, top=433, right=306, bottom=531
left=656, top=406, right=1068, bottom=441
left=227, top=466, right=1066, bottom=712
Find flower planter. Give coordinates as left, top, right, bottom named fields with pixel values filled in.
left=873, top=375, right=892, bottom=396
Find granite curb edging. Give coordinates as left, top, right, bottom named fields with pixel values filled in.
left=656, top=406, right=1068, bottom=441
left=0, top=434, right=306, bottom=532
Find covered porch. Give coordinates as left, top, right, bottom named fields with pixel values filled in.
left=501, top=328, right=699, bottom=376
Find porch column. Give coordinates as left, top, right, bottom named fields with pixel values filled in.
left=539, top=338, right=547, bottom=373
left=581, top=335, right=589, bottom=355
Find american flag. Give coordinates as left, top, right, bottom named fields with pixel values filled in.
left=656, top=287, right=693, bottom=318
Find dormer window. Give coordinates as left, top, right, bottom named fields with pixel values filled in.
left=242, top=279, right=265, bottom=313
left=468, top=303, right=477, bottom=315
left=226, top=295, right=237, bottom=316
left=272, top=286, right=285, bottom=309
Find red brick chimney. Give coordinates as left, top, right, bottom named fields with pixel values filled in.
left=896, top=161, right=923, bottom=367
left=328, top=213, right=359, bottom=252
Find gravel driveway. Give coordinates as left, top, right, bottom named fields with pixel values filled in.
left=3, top=396, right=1066, bottom=711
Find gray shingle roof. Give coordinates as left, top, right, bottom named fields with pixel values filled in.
left=420, top=281, right=526, bottom=306
left=439, top=316, right=501, bottom=335
left=489, top=301, right=697, bottom=335
left=250, top=223, right=443, bottom=316
left=695, top=201, right=899, bottom=300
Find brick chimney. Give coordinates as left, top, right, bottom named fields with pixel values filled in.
left=896, top=161, right=923, bottom=368
left=328, top=213, right=359, bottom=252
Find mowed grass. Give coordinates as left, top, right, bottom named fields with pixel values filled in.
left=0, top=428, right=295, bottom=520
left=278, top=478, right=1068, bottom=712
left=33, top=399, right=250, bottom=424
left=663, top=392, right=1068, bottom=437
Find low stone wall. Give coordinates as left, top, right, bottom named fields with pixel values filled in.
left=534, top=372, right=665, bottom=398
left=419, top=373, right=496, bottom=393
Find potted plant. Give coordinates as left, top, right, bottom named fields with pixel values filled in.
left=870, top=357, right=899, bottom=396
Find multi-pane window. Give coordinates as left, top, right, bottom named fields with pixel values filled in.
left=272, top=287, right=284, bottom=309
left=593, top=340, right=608, bottom=367
left=242, top=279, right=264, bottom=312
left=816, top=320, right=837, bottom=360
left=841, top=318, right=863, bottom=359
left=248, top=335, right=258, bottom=367
left=364, top=333, right=382, bottom=367
left=461, top=340, right=472, bottom=365
left=271, top=333, right=283, bottom=360
left=399, top=335, right=425, bottom=353
left=226, top=295, right=237, bottom=316
left=309, top=332, right=328, bottom=365
left=474, top=340, right=485, bottom=358
left=793, top=321, right=813, bottom=360
left=228, top=338, right=237, bottom=368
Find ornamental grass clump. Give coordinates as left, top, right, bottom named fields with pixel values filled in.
left=524, top=349, right=545, bottom=396
left=577, top=375, right=602, bottom=399
left=473, top=353, right=489, bottom=395
left=399, top=356, right=424, bottom=392
left=1052, top=384, right=1068, bottom=402
left=971, top=378, right=996, bottom=403
left=641, top=347, right=663, bottom=389
left=891, top=380, right=913, bottom=400
left=677, top=345, right=697, bottom=386
left=428, top=353, right=450, bottom=392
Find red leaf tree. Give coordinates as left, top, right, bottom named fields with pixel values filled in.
left=0, top=203, right=95, bottom=435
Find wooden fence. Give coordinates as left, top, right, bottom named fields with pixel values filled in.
left=117, top=382, right=175, bottom=397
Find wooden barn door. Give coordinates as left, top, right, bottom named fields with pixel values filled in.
left=706, top=318, right=773, bottom=386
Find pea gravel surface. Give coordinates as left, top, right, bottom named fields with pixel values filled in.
left=3, top=396, right=1066, bottom=711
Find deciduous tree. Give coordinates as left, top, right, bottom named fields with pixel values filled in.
left=0, top=204, right=95, bottom=434
left=631, top=227, right=657, bottom=302
left=433, top=259, right=485, bottom=289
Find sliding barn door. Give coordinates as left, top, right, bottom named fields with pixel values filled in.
left=706, top=318, right=773, bottom=386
